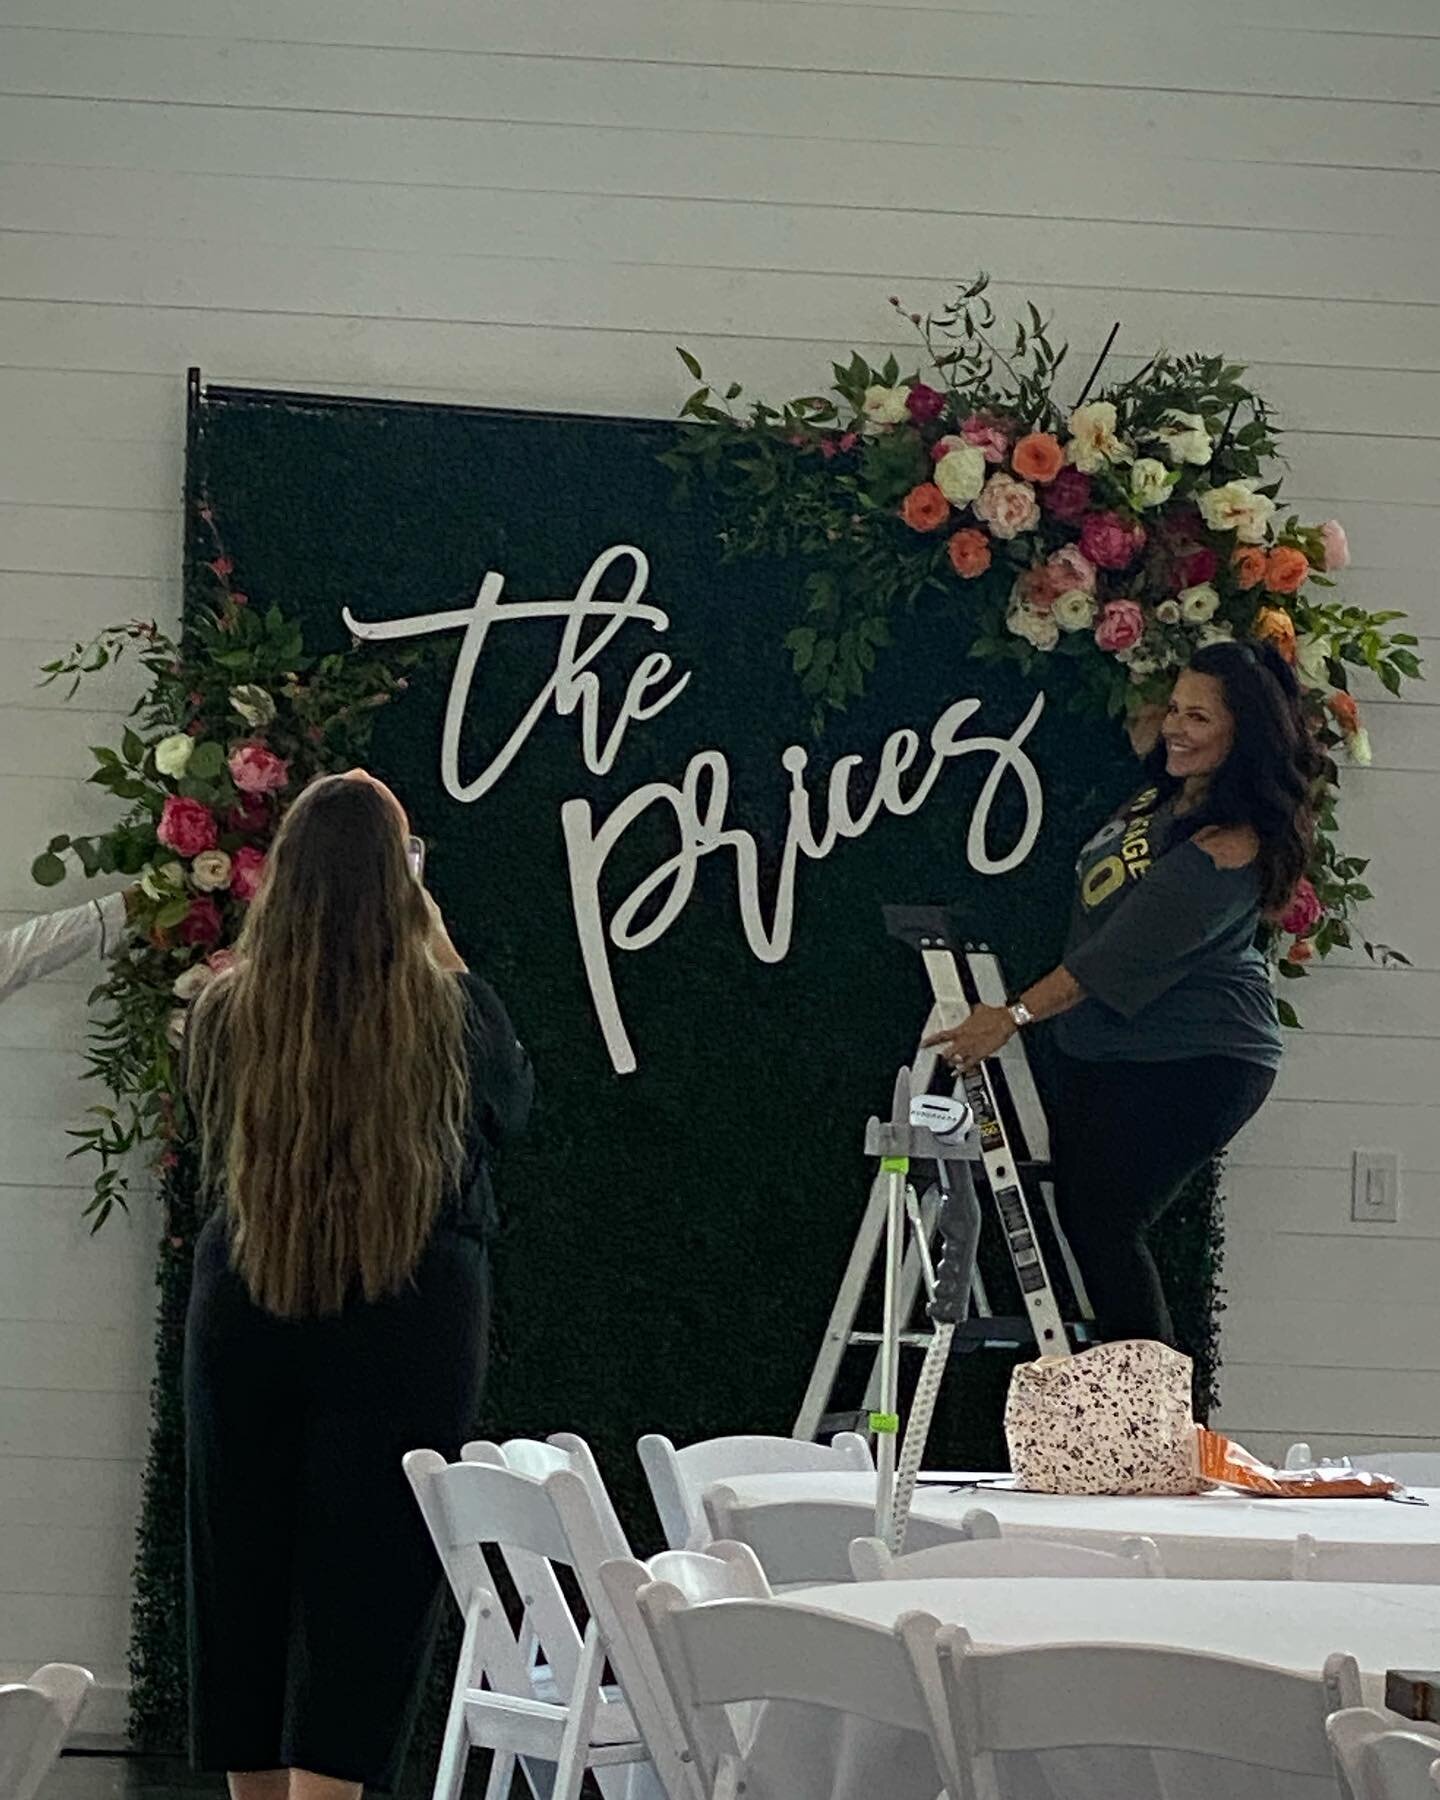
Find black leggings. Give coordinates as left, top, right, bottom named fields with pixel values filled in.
left=1049, top=1051, right=1275, bottom=1346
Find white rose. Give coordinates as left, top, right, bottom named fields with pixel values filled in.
left=1198, top=620, right=1235, bottom=647
left=1006, top=606, right=1060, bottom=652
left=154, top=733, right=194, bottom=778
left=1130, top=457, right=1173, bottom=510
left=1197, top=478, right=1276, bottom=544
left=1153, top=410, right=1212, bottom=467
left=862, top=384, right=911, bottom=428
left=1296, top=633, right=1333, bottom=688
left=1347, top=728, right=1373, bottom=767
left=1066, top=401, right=1132, bottom=474
left=229, top=684, right=277, bottom=729
left=190, top=849, right=233, bottom=892
left=1128, top=654, right=1161, bottom=684
left=172, top=963, right=216, bottom=1002
left=1052, top=589, right=1098, bottom=634
left=140, top=860, right=185, bottom=901
left=1155, top=599, right=1182, bottom=625
left=933, top=444, right=987, bottom=506
left=1179, top=582, right=1220, bottom=623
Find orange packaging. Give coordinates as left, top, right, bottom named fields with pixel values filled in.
left=1196, top=1429, right=1401, bottom=1499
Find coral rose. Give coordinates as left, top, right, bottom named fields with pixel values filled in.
left=900, top=483, right=950, bottom=532
left=228, top=743, right=290, bottom=795
left=1079, top=510, right=1146, bottom=571
left=157, top=794, right=218, bottom=859
left=1265, top=545, right=1311, bottom=595
left=1328, top=691, right=1361, bottom=735
left=1287, top=938, right=1316, bottom=966
left=947, top=528, right=992, bottom=579
left=973, top=472, right=1041, bottom=541
left=1281, top=877, right=1323, bottom=938
left=178, top=896, right=223, bottom=947
left=1094, top=599, right=1146, bottom=654
left=1231, top=545, right=1267, bottom=590
left=1041, top=465, right=1093, bottom=523
left=1254, top=606, right=1298, bottom=663
left=230, top=845, right=267, bottom=902
left=1010, top=433, right=1064, bottom=484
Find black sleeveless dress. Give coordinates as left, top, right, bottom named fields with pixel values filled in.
left=183, top=973, right=533, bottom=1790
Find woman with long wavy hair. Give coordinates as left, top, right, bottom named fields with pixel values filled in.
left=183, top=771, right=532, bottom=1800
left=926, top=639, right=1319, bottom=1347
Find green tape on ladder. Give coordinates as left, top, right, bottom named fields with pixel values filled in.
left=868, top=1411, right=899, bottom=1434
left=879, top=1156, right=909, bottom=1174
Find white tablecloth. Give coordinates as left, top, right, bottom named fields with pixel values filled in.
left=737, top=1578, right=1440, bottom=1800
left=703, top=1469, right=1440, bottom=1576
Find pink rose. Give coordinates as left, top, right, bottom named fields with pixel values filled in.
left=1080, top=509, right=1147, bottom=571
left=1046, top=543, right=1098, bottom=594
left=230, top=845, right=267, bottom=902
left=178, top=897, right=223, bottom=947
left=960, top=414, right=1012, bottom=464
left=1041, top=465, right=1092, bottom=523
left=1175, top=546, right=1219, bottom=588
left=973, top=472, right=1041, bottom=541
left=1281, top=877, right=1324, bottom=937
left=157, top=794, right=219, bottom=859
left=1320, top=519, right=1350, bottom=572
left=206, top=949, right=237, bottom=974
left=225, top=792, right=271, bottom=836
left=1094, top=599, right=1146, bottom=654
left=906, top=383, right=946, bottom=423
left=228, top=743, right=290, bottom=795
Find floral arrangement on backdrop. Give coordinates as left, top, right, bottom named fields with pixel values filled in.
left=32, top=506, right=417, bottom=1227
left=664, top=275, right=1419, bottom=1011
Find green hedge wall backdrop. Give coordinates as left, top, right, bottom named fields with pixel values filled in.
left=131, top=383, right=1223, bottom=1749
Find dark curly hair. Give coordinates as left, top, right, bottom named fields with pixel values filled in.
left=1143, top=638, right=1323, bottom=916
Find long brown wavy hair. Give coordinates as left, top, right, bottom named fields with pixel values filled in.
left=185, top=774, right=470, bottom=1318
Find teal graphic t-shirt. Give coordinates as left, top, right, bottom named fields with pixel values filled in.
left=1055, top=787, right=1282, bottom=1069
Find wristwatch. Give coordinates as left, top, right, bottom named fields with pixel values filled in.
left=1007, top=1000, right=1034, bottom=1030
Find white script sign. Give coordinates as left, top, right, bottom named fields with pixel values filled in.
left=344, top=545, right=1045, bottom=1073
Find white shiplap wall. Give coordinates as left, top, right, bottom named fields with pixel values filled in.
left=2, top=0, right=1437, bottom=1704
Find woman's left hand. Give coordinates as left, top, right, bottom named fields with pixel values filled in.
left=922, top=1004, right=1016, bottom=1074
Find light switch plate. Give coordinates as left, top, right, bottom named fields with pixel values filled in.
left=1352, top=1149, right=1400, bottom=1224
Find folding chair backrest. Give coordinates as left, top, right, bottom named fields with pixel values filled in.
left=851, top=1530, right=1159, bottom=1581
left=1329, top=1709, right=1440, bottom=1800
left=1293, top=1533, right=1440, bottom=1584
left=638, top=1431, right=872, bottom=1549
left=0, top=1666, right=93, bottom=1800
left=704, top=1488, right=965, bottom=1585
left=940, top=1629, right=1360, bottom=1784
left=466, top=1433, right=632, bottom=1560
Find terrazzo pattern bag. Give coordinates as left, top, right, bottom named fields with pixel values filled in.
left=1004, top=1340, right=1202, bottom=1495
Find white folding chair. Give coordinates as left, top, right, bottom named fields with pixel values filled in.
left=1328, top=1708, right=1440, bottom=1800
left=921, top=1627, right=1361, bottom=1800
left=701, top=1488, right=967, bottom=1586
left=1286, top=1444, right=1440, bottom=1489
left=638, top=1431, right=873, bottom=1550
left=849, top=1526, right=1163, bottom=1580
left=1293, top=1534, right=1440, bottom=1584
left=637, top=1587, right=962, bottom=1800
left=467, top=1433, right=632, bottom=1559
left=404, top=1451, right=652, bottom=1800
left=594, top=1545, right=773, bottom=1800
left=0, top=1664, right=93, bottom=1800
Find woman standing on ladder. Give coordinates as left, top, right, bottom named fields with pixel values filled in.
left=183, top=770, right=532, bottom=1800
left=925, top=639, right=1318, bottom=1347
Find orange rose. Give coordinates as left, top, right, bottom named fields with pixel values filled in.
left=900, top=482, right=950, bottom=533
left=1010, top=432, right=1065, bottom=484
left=1253, top=606, right=1298, bottom=663
left=1264, top=544, right=1311, bottom=595
left=1287, top=937, right=1315, bottom=966
left=1231, top=545, right=1267, bottom=590
left=1328, top=691, right=1361, bottom=734
left=947, top=528, right=992, bottom=579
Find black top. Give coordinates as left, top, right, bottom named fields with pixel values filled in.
left=445, top=970, right=535, bottom=1239
left=1054, top=786, right=1282, bottom=1070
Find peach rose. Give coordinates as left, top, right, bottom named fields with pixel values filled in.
left=973, top=472, right=1041, bottom=541
left=1231, top=545, right=1267, bottom=591
left=1287, top=938, right=1316, bottom=966
left=947, top=528, right=992, bottom=579
left=1264, top=545, right=1311, bottom=595
left=1254, top=606, right=1298, bottom=663
left=900, top=483, right=950, bottom=533
left=1010, top=433, right=1065, bottom=484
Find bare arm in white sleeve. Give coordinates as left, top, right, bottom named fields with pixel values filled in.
left=0, top=891, right=130, bottom=1004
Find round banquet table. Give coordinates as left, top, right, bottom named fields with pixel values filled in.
left=735, top=1578, right=1440, bottom=1800
left=700, top=1469, right=1440, bottom=1577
